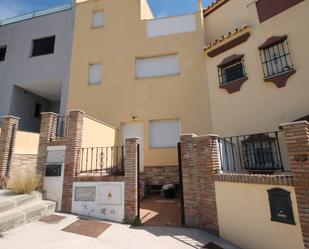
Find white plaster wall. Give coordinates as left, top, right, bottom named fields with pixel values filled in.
left=72, top=182, right=124, bottom=223
left=147, top=14, right=196, bottom=38
left=43, top=146, right=66, bottom=211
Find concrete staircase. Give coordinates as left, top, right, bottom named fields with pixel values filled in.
left=0, top=191, right=56, bottom=232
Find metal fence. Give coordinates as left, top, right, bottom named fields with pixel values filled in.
left=52, top=116, right=68, bottom=140
left=75, top=146, right=125, bottom=177
left=218, top=131, right=285, bottom=173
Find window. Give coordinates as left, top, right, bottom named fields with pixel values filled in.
left=136, top=54, right=180, bottom=79
left=242, top=134, right=281, bottom=171
left=218, top=55, right=246, bottom=85
left=31, top=36, right=55, bottom=57
left=92, top=11, right=105, bottom=28
left=150, top=119, right=181, bottom=148
left=0, top=46, right=7, bottom=61
left=88, top=64, right=101, bottom=85
left=34, top=103, right=42, bottom=118
left=259, top=36, right=293, bottom=78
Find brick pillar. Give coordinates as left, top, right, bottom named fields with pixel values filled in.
left=180, top=134, right=219, bottom=234
left=37, top=112, right=58, bottom=177
left=0, top=116, right=19, bottom=178
left=180, top=134, right=199, bottom=226
left=199, top=135, right=220, bottom=234
left=281, top=121, right=309, bottom=249
left=61, top=110, right=84, bottom=213
left=124, top=137, right=139, bottom=222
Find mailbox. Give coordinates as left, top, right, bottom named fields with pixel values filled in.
left=45, top=164, right=62, bottom=177
left=268, top=188, right=295, bottom=225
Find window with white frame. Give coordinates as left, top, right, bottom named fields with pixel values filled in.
left=150, top=119, right=181, bottom=148
left=92, top=11, right=105, bottom=28
left=136, top=54, right=180, bottom=79
left=88, top=64, right=101, bottom=85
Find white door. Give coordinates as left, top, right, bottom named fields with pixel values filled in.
left=121, top=123, right=144, bottom=172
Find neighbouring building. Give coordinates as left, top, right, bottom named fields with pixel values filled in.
left=0, top=4, right=74, bottom=132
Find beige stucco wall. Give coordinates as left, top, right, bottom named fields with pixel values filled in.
left=204, top=0, right=309, bottom=137
left=82, top=115, right=117, bottom=148
left=14, top=131, right=39, bottom=154
left=215, top=181, right=304, bottom=249
left=68, top=0, right=212, bottom=167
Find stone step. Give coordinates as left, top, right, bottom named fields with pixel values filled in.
left=0, top=200, right=56, bottom=232
left=0, top=192, right=42, bottom=214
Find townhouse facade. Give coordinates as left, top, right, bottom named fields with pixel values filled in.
left=67, top=0, right=212, bottom=180
left=0, top=4, right=74, bottom=132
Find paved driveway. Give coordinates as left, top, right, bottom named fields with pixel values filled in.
left=0, top=213, right=240, bottom=249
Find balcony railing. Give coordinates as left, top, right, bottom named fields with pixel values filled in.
left=0, top=4, right=72, bottom=26
left=218, top=131, right=286, bottom=173
left=75, top=146, right=125, bottom=177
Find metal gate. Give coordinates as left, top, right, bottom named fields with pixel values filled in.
left=177, top=142, right=185, bottom=226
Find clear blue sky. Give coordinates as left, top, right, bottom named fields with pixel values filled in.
left=0, top=0, right=213, bottom=20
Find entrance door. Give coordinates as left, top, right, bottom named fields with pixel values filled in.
left=121, top=123, right=144, bottom=172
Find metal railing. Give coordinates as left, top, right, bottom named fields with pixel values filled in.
left=76, top=146, right=125, bottom=177
left=0, top=4, right=72, bottom=26
left=218, top=131, right=285, bottom=173
left=52, top=116, right=68, bottom=140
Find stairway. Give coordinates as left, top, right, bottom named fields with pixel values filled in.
left=0, top=191, right=56, bottom=232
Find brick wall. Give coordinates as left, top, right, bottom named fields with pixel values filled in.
left=61, top=110, right=84, bottom=212
left=281, top=121, right=309, bottom=249
left=37, top=112, right=58, bottom=177
left=142, top=165, right=178, bottom=186
left=180, top=134, right=219, bottom=234
left=0, top=116, right=19, bottom=184
left=124, top=137, right=139, bottom=222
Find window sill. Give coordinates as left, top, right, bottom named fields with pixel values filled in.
left=219, top=76, right=248, bottom=94
left=264, top=69, right=296, bottom=88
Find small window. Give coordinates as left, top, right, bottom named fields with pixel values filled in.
left=218, top=55, right=246, bottom=85
left=259, top=37, right=293, bottom=78
left=88, top=64, right=102, bottom=85
left=150, top=119, right=181, bottom=148
left=0, top=46, right=7, bottom=61
left=34, top=103, right=42, bottom=118
left=92, top=11, right=105, bottom=28
left=31, top=36, right=55, bottom=57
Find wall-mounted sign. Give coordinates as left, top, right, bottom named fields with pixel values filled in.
left=75, top=186, right=96, bottom=202
left=98, top=184, right=122, bottom=205
left=268, top=188, right=295, bottom=225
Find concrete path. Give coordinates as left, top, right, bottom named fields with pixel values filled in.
left=0, top=213, right=240, bottom=249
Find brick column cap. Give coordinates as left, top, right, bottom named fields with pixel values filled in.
left=68, top=109, right=85, bottom=114
left=125, top=137, right=140, bottom=143
left=1, top=115, right=20, bottom=120
left=195, top=134, right=219, bottom=140
left=40, top=112, right=58, bottom=116
left=180, top=134, right=197, bottom=141
left=279, top=120, right=309, bottom=129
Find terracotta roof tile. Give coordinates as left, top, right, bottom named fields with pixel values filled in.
left=204, top=24, right=250, bottom=51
